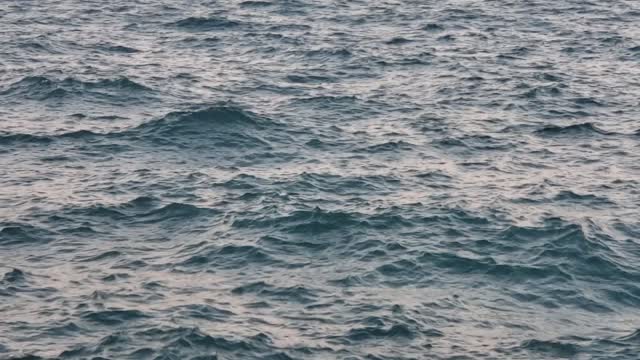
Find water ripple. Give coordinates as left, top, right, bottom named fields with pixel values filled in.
left=2, top=0, right=640, bottom=359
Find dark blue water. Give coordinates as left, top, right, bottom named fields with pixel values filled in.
left=2, top=1, right=640, bottom=359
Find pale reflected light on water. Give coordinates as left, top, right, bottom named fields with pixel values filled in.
left=2, top=0, right=640, bottom=359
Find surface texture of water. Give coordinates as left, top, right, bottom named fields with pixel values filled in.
left=2, top=1, right=640, bottom=359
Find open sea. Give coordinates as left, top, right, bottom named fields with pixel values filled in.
left=2, top=1, right=640, bottom=359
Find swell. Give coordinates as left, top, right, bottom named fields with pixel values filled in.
left=231, top=281, right=319, bottom=304
left=0, top=223, right=54, bottom=246
left=134, top=106, right=265, bottom=133
left=131, top=105, right=283, bottom=149
left=514, top=339, right=581, bottom=358
left=1, top=105, right=283, bottom=150
left=0, top=129, right=107, bottom=147
left=64, top=196, right=219, bottom=225
left=331, top=216, right=640, bottom=308
left=233, top=205, right=491, bottom=244
left=432, top=134, right=514, bottom=151
left=535, top=122, right=614, bottom=136
left=231, top=207, right=372, bottom=235
left=355, top=140, right=416, bottom=153
left=217, top=172, right=401, bottom=197
left=168, top=16, right=241, bottom=30
left=0, top=133, right=54, bottom=145
left=1, top=75, right=152, bottom=101
left=3, top=1, right=640, bottom=359
left=12, top=326, right=281, bottom=359
left=176, top=243, right=281, bottom=270
left=500, top=218, right=639, bottom=282
left=132, top=327, right=278, bottom=358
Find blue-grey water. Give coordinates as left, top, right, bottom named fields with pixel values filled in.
left=1, top=1, right=640, bottom=359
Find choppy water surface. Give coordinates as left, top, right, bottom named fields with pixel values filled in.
left=2, top=0, right=640, bottom=359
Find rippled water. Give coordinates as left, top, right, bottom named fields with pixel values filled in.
left=2, top=0, right=640, bottom=359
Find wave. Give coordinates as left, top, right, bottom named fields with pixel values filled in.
left=535, top=122, right=613, bottom=136
left=96, top=43, right=140, bottom=53
left=134, top=326, right=272, bottom=355
left=517, top=339, right=580, bottom=358
left=553, top=190, right=614, bottom=205
left=375, top=259, right=426, bottom=285
left=618, top=329, right=640, bottom=342
left=240, top=1, right=273, bottom=7
left=286, top=73, right=336, bottom=84
left=177, top=244, right=280, bottom=270
left=294, top=95, right=357, bottom=105
left=231, top=281, right=319, bottom=304
left=1, top=105, right=281, bottom=151
left=232, top=207, right=366, bottom=235
left=520, top=85, right=563, bottom=99
left=63, top=197, right=218, bottom=227
left=0, top=129, right=109, bottom=148
left=0, top=75, right=152, bottom=101
left=0, top=76, right=64, bottom=100
left=375, top=55, right=432, bottom=67
left=214, top=173, right=270, bottom=190
left=433, top=134, right=513, bottom=151
left=0, top=133, right=53, bottom=145
left=2, top=268, right=25, bottom=283
left=417, top=252, right=571, bottom=282
left=345, top=324, right=417, bottom=341
left=305, top=48, right=353, bottom=59
left=385, top=37, right=414, bottom=45
left=132, top=105, right=279, bottom=149
left=169, top=16, right=240, bottom=30
left=308, top=217, right=633, bottom=290
left=258, top=234, right=331, bottom=252
left=500, top=218, right=640, bottom=285
left=0, top=223, right=54, bottom=246
left=5, top=355, right=46, bottom=360
left=137, top=106, right=262, bottom=131
left=233, top=206, right=487, bottom=244
left=137, top=203, right=217, bottom=224
left=572, top=97, right=605, bottom=107
left=17, top=39, right=64, bottom=55
left=81, top=309, right=149, bottom=326
left=268, top=23, right=311, bottom=31
left=170, top=304, right=235, bottom=321
left=293, top=172, right=399, bottom=195
left=357, top=141, right=415, bottom=153
left=78, top=250, right=123, bottom=262
left=45, top=326, right=286, bottom=360
left=414, top=170, right=453, bottom=181
left=328, top=274, right=378, bottom=287
left=422, top=23, right=444, bottom=31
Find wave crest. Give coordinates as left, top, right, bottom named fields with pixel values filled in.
left=1, top=75, right=151, bottom=100
left=169, top=16, right=240, bottom=30
left=535, top=122, right=613, bottom=136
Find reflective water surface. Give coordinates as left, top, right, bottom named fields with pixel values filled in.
left=2, top=1, right=640, bottom=359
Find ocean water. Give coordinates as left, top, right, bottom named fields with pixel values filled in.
left=1, top=0, right=640, bottom=359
